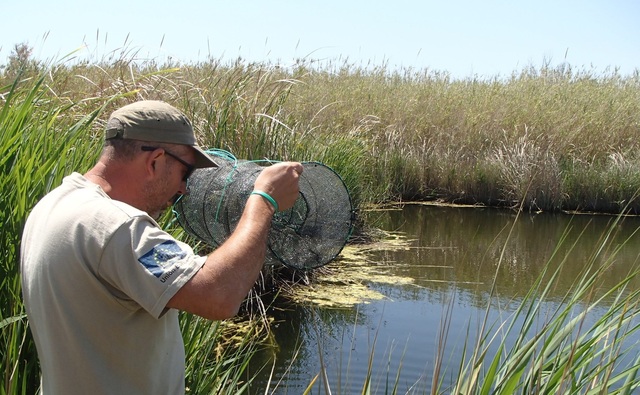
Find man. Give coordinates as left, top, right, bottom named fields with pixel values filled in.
left=20, top=100, right=302, bottom=394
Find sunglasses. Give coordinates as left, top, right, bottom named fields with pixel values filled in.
left=141, top=146, right=195, bottom=181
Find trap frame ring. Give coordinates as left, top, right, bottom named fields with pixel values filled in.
left=172, top=154, right=355, bottom=270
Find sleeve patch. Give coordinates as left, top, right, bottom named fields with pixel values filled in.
left=138, top=240, right=187, bottom=280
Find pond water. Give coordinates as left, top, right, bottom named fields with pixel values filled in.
left=246, top=204, right=640, bottom=394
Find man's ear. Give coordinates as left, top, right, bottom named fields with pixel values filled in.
left=144, top=148, right=164, bottom=178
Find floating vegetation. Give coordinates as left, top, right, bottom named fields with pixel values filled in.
left=287, top=230, right=416, bottom=308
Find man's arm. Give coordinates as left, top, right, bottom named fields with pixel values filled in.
left=166, top=162, right=302, bottom=320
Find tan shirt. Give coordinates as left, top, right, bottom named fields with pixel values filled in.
left=20, top=173, right=206, bottom=395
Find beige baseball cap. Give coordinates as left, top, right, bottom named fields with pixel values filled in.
left=105, top=100, right=217, bottom=168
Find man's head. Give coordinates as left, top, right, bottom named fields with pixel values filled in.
left=104, top=100, right=217, bottom=169
left=97, top=101, right=217, bottom=218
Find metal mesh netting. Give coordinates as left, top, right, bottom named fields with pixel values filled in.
left=173, top=155, right=354, bottom=270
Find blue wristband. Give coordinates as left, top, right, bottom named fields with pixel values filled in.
left=251, top=190, right=279, bottom=212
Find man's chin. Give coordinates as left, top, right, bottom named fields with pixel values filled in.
left=149, top=205, right=171, bottom=221
left=148, top=197, right=177, bottom=220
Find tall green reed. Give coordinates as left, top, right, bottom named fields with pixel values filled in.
left=181, top=315, right=266, bottom=394
left=439, top=212, right=640, bottom=394
left=0, top=71, right=107, bottom=394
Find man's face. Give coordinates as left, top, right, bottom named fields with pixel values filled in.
left=143, top=146, right=195, bottom=219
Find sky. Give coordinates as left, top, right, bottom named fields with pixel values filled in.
left=2, top=0, right=639, bottom=80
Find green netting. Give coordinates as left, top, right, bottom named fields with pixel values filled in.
left=173, top=151, right=354, bottom=270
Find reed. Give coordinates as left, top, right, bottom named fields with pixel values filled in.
left=278, top=60, right=640, bottom=212
left=4, top=48, right=640, bottom=212
left=0, top=71, right=107, bottom=394
left=181, top=315, right=266, bottom=394
left=442, top=210, right=640, bottom=394
left=2, top=46, right=640, bottom=393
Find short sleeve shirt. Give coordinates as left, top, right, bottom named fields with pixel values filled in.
left=20, top=172, right=206, bottom=395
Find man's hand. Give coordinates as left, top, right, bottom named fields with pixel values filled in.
left=253, top=162, right=303, bottom=212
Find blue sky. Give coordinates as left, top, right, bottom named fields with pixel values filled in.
left=2, top=0, right=638, bottom=79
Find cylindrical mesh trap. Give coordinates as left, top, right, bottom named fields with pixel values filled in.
left=173, top=157, right=354, bottom=270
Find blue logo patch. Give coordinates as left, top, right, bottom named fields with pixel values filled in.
left=138, top=240, right=187, bottom=279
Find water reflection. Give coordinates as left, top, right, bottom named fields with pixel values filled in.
left=370, top=205, right=640, bottom=301
left=247, top=205, right=640, bottom=394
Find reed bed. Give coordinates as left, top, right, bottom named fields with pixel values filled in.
left=1, top=47, right=640, bottom=393
left=4, top=49, right=639, bottom=212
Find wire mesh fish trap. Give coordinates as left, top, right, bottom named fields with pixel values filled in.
left=173, top=154, right=354, bottom=270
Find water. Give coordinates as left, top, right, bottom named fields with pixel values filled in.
left=246, top=205, right=640, bottom=394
